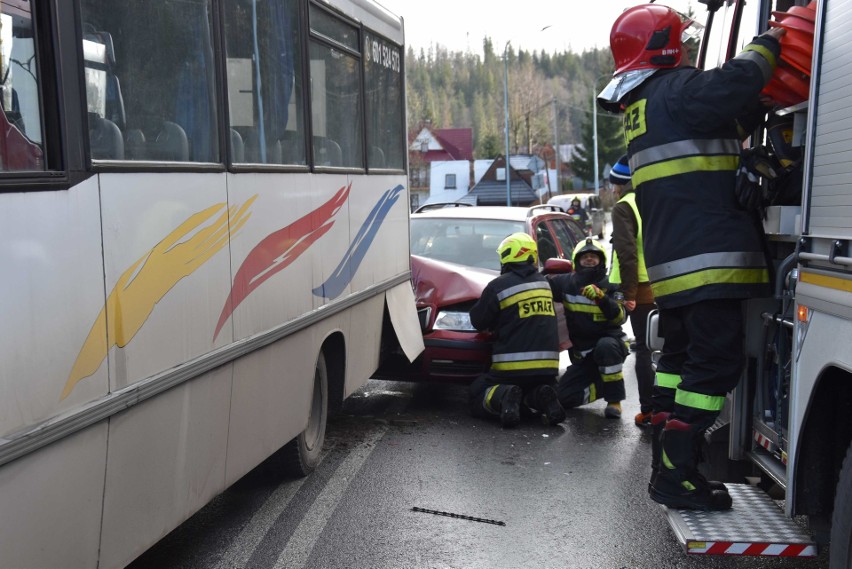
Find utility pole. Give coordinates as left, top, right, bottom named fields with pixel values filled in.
left=503, top=42, right=511, bottom=207
left=551, top=97, right=560, bottom=196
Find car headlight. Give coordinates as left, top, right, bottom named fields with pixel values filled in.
left=432, top=310, right=476, bottom=331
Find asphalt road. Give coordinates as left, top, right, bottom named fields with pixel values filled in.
left=129, top=219, right=830, bottom=568
left=129, top=353, right=830, bottom=569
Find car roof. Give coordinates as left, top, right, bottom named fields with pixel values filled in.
left=411, top=205, right=569, bottom=222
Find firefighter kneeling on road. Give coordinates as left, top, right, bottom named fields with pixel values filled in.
left=468, top=233, right=567, bottom=429
left=548, top=238, right=628, bottom=419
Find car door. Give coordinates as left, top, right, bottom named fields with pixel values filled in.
left=534, top=217, right=574, bottom=351
left=533, top=221, right=560, bottom=263
left=547, top=217, right=585, bottom=260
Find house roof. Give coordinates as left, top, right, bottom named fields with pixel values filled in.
left=464, top=178, right=538, bottom=207
left=408, top=125, right=474, bottom=162
left=434, top=128, right=473, bottom=161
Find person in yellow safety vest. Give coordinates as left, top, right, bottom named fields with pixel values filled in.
left=548, top=238, right=628, bottom=419
left=468, top=233, right=567, bottom=429
left=608, top=154, right=656, bottom=428
left=599, top=4, right=783, bottom=511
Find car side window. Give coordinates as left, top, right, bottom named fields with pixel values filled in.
left=549, top=218, right=582, bottom=258
left=534, top=223, right=558, bottom=264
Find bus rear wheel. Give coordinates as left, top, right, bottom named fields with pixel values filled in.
left=282, top=351, right=328, bottom=477
left=830, top=439, right=852, bottom=568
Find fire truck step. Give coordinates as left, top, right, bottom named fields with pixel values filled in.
left=663, top=483, right=817, bottom=556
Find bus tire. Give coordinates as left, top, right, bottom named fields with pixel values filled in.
left=830, top=439, right=852, bottom=568
left=282, top=351, right=329, bottom=477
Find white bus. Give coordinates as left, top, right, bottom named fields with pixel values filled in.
left=0, top=1, right=422, bottom=567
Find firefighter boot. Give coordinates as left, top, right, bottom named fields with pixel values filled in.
left=648, top=411, right=671, bottom=491
left=604, top=401, right=622, bottom=419
left=634, top=411, right=653, bottom=426
left=649, top=413, right=727, bottom=493
left=529, top=384, right=566, bottom=426
left=500, top=385, right=523, bottom=428
left=649, top=419, right=732, bottom=511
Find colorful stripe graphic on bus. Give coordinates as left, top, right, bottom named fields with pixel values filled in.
left=62, top=198, right=256, bottom=400
left=213, top=183, right=351, bottom=341
left=313, top=184, right=404, bottom=299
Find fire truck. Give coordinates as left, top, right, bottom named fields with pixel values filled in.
left=646, top=0, right=852, bottom=565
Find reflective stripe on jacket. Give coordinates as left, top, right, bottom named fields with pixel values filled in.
left=548, top=273, right=626, bottom=352
left=469, top=264, right=560, bottom=377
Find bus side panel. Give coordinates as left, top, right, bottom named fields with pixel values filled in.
left=0, top=178, right=110, bottom=436
left=345, top=174, right=410, bottom=292
left=225, top=328, right=314, bottom=485
left=345, top=293, right=384, bottom=397
left=0, top=425, right=108, bottom=569
left=224, top=172, right=320, bottom=339
left=98, top=173, right=233, bottom=391
left=99, top=365, right=233, bottom=569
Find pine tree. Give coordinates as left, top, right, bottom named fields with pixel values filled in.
left=569, top=100, right=625, bottom=188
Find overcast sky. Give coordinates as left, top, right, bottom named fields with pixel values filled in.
left=375, top=1, right=699, bottom=55
left=373, top=1, right=670, bottom=55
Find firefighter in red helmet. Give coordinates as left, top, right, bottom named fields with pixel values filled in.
left=599, top=4, right=785, bottom=511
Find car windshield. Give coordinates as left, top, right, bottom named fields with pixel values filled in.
left=410, top=217, right=525, bottom=270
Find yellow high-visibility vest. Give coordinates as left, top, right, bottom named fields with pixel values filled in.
left=609, top=192, right=648, bottom=284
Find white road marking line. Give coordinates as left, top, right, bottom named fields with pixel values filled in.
left=213, top=473, right=309, bottom=569
left=272, top=426, right=388, bottom=569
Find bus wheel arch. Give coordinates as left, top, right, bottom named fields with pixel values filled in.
left=282, top=333, right=345, bottom=477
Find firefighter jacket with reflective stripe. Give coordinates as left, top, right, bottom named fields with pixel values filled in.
left=567, top=207, right=591, bottom=232
left=548, top=273, right=626, bottom=352
left=609, top=191, right=653, bottom=304
left=621, top=36, right=779, bottom=309
left=469, top=263, right=559, bottom=378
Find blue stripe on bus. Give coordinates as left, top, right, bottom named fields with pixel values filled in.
left=313, top=184, right=404, bottom=299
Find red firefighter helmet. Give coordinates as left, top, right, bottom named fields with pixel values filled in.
left=610, top=4, right=694, bottom=76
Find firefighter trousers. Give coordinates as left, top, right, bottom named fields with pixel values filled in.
left=468, top=373, right=558, bottom=420
left=630, top=302, right=656, bottom=415
left=652, top=298, right=745, bottom=425
left=556, top=336, right=628, bottom=408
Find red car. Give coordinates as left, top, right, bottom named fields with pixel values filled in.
left=375, top=204, right=585, bottom=383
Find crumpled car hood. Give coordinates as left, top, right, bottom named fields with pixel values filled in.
left=410, top=255, right=497, bottom=307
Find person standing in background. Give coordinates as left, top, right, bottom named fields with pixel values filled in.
left=608, top=154, right=655, bottom=427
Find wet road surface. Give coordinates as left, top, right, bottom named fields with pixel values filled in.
left=130, top=353, right=830, bottom=569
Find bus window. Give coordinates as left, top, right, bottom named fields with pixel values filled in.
left=80, top=0, right=219, bottom=163
left=363, top=31, right=403, bottom=170
left=223, top=0, right=306, bottom=166
left=0, top=3, right=45, bottom=172
left=309, top=4, right=362, bottom=168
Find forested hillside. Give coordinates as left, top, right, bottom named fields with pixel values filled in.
left=404, top=38, right=627, bottom=181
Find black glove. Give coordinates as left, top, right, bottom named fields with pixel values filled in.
left=736, top=146, right=778, bottom=213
